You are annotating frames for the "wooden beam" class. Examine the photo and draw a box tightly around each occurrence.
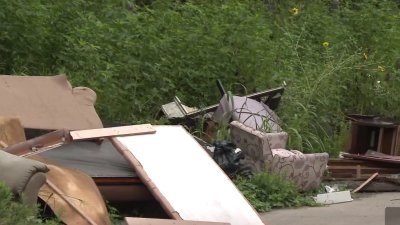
[352,172,379,193]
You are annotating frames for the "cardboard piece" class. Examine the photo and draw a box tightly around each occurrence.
[124,217,230,225]
[0,75,103,130]
[32,156,112,225]
[0,117,26,147]
[113,126,265,225]
[70,124,155,140]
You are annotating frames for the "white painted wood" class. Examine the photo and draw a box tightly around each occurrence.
[314,191,353,205]
[117,126,265,225]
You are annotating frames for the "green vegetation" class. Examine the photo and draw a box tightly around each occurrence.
[0,183,58,225]
[1,0,400,156]
[234,173,318,212]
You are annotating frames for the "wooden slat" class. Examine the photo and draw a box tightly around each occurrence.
[125,217,230,225]
[352,172,379,193]
[70,124,155,140]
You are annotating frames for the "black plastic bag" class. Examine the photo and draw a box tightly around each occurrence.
[212,140,244,175]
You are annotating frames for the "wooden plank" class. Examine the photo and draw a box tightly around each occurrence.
[352,172,379,193]
[70,124,155,140]
[125,217,230,225]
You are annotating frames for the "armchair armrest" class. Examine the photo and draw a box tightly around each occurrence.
[271,151,329,191]
[0,150,49,206]
[262,132,288,149]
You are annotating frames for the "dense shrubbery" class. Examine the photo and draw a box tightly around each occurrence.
[1,0,399,156]
[0,183,58,225]
[234,173,318,212]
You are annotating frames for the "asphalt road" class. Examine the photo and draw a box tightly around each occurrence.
[260,192,400,225]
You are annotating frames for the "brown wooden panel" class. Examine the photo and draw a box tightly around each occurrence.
[125,218,230,225]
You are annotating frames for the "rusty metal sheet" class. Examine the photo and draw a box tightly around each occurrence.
[124,217,230,225]
[114,126,266,225]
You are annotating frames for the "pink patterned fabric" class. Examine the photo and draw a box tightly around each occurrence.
[230,121,328,191]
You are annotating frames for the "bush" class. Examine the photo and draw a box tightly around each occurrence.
[0,182,59,225]
[0,0,400,156]
[234,173,318,212]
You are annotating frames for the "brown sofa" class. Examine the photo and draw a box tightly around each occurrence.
[0,150,49,206]
[230,121,328,191]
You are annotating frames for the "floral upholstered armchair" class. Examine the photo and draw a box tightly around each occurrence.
[230,121,329,191]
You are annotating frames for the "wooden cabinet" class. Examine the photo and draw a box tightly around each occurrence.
[346,116,400,156]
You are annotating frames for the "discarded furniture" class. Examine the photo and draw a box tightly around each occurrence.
[4,125,156,202]
[0,75,103,138]
[160,86,285,123]
[230,121,329,191]
[0,150,48,206]
[124,217,230,225]
[212,95,282,132]
[113,125,265,225]
[346,115,400,156]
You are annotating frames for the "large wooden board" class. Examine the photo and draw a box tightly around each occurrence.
[115,126,265,225]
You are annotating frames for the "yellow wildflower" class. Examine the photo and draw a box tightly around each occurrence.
[378,65,385,72]
[291,7,299,16]
[363,52,368,60]
[322,41,330,48]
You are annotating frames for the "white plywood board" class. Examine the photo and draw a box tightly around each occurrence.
[117,126,265,225]
[314,191,353,205]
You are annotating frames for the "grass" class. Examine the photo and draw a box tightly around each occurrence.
[234,172,319,212]
[1,0,400,219]
[0,182,59,225]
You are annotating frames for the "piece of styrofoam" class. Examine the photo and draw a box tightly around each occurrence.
[117,126,265,225]
[314,191,353,205]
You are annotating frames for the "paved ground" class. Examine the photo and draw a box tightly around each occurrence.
[260,192,400,225]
